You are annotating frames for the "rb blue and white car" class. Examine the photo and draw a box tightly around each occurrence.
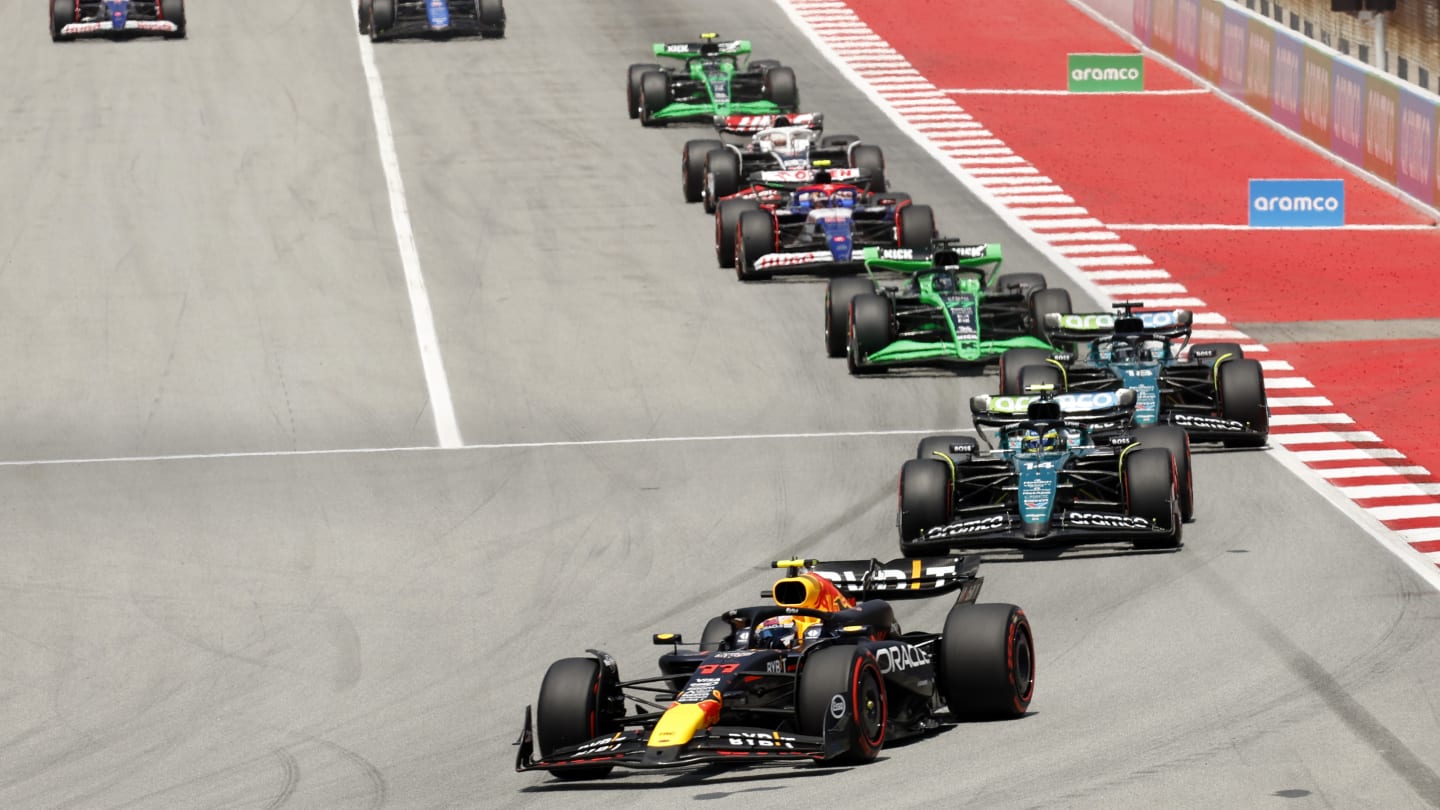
[50,0,185,41]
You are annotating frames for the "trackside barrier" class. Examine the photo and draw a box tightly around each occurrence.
[1077,0,1440,209]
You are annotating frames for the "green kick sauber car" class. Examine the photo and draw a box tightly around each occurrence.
[823,241,1073,375]
[626,34,800,127]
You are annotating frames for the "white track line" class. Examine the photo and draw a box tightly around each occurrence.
[781,0,1440,588]
[352,11,463,448]
[1108,223,1438,231]
[0,428,980,468]
[940,88,1211,96]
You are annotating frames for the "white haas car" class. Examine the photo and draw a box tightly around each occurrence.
[680,112,890,213]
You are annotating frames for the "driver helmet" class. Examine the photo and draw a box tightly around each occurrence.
[1111,341,1148,362]
[931,272,957,292]
[755,616,800,650]
[766,131,789,150]
[1020,426,1062,453]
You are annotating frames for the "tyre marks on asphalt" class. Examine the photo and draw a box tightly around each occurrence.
[778,0,1440,574]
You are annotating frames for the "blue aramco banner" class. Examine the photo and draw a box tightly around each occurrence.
[1247,178,1345,226]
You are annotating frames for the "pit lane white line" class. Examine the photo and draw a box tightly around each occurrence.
[1107,223,1438,231]
[352,4,463,449]
[779,0,1440,590]
[941,88,1212,95]
[0,428,977,468]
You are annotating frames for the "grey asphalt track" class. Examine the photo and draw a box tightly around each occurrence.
[1,0,1438,808]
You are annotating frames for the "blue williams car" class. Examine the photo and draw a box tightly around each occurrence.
[50,0,186,41]
[358,0,504,42]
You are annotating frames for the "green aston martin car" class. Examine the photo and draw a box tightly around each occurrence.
[626,34,799,127]
[824,242,1072,375]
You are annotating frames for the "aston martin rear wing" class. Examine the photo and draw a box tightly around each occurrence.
[970,389,1138,433]
[1042,308,1194,344]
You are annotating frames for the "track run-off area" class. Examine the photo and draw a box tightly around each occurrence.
[0,0,1438,808]
[801,0,1440,568]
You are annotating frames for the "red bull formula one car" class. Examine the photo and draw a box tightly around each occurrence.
[515,557,1034,779]
[50,0,186,40]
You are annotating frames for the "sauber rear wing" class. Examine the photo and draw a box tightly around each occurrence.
[860,241,1001,282]
[654,39,751,58]
[712,112,822,135]
[809,556,984,602]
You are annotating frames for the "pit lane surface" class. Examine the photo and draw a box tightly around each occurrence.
[0,0,1438,807]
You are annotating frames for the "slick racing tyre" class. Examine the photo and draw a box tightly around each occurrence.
[915,435,978,462]
[898,458,951,555]
[847,293,895,375]
[699,616,734,652]
[848,144,886,193]
[999,348,1056,395]
[1017,363,1065,396]
[703,148,741,214]
[797,646,886,764]
[993,272,1047,298]
[626,63,660,120]
[356,0,369,34]
[821,134,861,149]
[939,603,1034,720]
[895,204,934,252]
[735,211,776,281]
[1123,447,1182,549]
[368,0,395,40]
[715,198,758,269]
[1028,288,1073,341]
[51,0,75,41]
[160,0,185,37]
[826,277,876,358]
[762,66,800,111]
[682,139,723,204]
[1134,425,1193,522]
[477,0,505,37]
[639,70,671,127]
[1189,341,1245,367]
[536,657,622,780]
[750,58,782,74]
[1218,357,1269,448]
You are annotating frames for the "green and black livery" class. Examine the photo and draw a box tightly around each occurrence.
[626,34,800,127]
[824,240,1073,375]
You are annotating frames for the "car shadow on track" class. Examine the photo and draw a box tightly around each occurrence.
[977,544,1182,563]
[518,764,841,794]
[835,366,998,381]
[1190,444,1273,455]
